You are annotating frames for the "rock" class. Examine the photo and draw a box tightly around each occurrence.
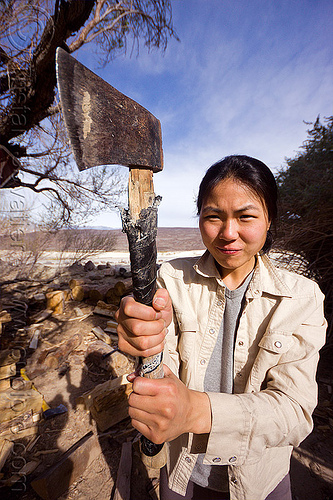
[116,266,131,278]
[105,267,116,277]
[68,261,84,273]
[84,260,95,272]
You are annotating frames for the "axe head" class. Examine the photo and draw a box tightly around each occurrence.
[56,48,163,173]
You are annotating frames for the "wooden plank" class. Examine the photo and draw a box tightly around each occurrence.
[0,349,20,367]
[5,459,41,487]
[31,431,101,500]
[77,375,132,432]
[113,441,132,500]
[0,389,43,424]
[0,378,11,391]
[0,410,41,438]
[77,375,130,409]
[93,300,118,317]
[0,439,14,471]
[91,326,112,345]
[0,362,16,380]
[90,385,131,431]
[26,333,82,377]
[31,309,53,323]
[44,333,82,369]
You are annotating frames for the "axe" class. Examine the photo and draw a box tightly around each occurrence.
[56,48,166,468]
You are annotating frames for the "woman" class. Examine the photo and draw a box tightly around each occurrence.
[116,155,326,500]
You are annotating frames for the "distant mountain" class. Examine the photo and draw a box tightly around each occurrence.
[0,227,205,252]
[81,226,118,230]
[109,227,205,252]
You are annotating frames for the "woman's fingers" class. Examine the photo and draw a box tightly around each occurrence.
[126,366,211,443]
[115,296,161,321]
[117,326,166,357]
[127,369,183,442]
[115,291,172,357]
[128,391,173,444]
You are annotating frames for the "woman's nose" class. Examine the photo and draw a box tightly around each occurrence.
[219,220,238,240]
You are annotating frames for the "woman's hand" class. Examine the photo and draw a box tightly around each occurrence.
[115,288,173,357]
[127,365,212,443]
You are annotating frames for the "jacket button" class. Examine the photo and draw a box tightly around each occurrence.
[238,341,244,346]
[274,341,282,348]
[229,456,237,463]
[185,456,191,463]
[212,457,221,463]
[200,359,206,365]
[209,328,215,334]
[231,477,238,484]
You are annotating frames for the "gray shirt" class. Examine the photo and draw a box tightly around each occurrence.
[191,272,253,491]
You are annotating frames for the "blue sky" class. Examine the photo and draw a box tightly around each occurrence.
[78,0,333,228]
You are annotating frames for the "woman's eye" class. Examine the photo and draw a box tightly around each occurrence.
[240,214,255,220]
[205,214,220,220]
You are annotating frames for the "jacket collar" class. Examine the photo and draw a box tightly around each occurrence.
[193,250,221,280]
[193,250,293,298]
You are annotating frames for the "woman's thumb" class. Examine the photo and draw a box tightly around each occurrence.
[152,288,170,311]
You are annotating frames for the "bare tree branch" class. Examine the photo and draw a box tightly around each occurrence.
[0,0,177,226]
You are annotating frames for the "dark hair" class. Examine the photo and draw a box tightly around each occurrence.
[197,155,278,252]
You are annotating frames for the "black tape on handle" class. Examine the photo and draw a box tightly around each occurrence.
[121,197,161,307]
[140,437,164,456]
[122,197,165,461]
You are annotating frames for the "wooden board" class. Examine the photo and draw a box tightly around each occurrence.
[0,363,16,380]
[0,388,43,424]
[31,431,101,500]
[0,409,41,438]
[93,300,118,318]
[77,375,132,432]
[0,438,14,471]
[0,349,20,367]
[114,441,132,500]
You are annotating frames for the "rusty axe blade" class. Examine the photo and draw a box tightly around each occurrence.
[56,47,163,172]
[56,47,166,468]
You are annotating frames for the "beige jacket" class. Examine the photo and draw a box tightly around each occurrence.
[157,251,326,500]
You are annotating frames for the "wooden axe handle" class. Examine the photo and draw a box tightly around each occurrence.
[122,168,167,468]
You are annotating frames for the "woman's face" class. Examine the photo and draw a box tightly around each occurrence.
[199,177,270,283]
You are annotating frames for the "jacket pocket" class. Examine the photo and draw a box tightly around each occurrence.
[250,332,295,389]
[258,332,295,354]
[176,314,197,366]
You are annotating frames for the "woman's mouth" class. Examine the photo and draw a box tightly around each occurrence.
[217,247,241,255]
